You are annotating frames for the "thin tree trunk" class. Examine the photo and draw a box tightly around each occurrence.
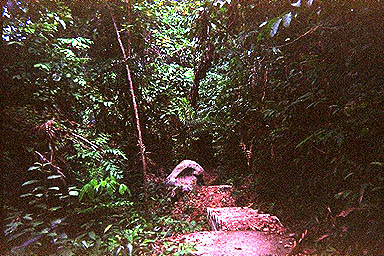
[108,5,148,212]
[189,42,214,108]
[0,1,8,250]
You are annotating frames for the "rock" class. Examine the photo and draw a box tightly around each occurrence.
[166,160,205,192]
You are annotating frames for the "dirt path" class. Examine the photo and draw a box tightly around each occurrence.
[183,231,292,256]
[169,185,294,255]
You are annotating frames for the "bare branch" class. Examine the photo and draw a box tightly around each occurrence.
[273,25,320,49]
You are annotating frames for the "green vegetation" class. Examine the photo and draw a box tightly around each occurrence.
[1,0,383,255]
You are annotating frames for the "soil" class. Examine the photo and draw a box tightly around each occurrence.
[182,231,293,256]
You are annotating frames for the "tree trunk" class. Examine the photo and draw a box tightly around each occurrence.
[189,42,214,108]
[0,1,8,251]
[109,4,148,212]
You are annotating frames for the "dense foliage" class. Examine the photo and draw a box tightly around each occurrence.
[1,0,383,255]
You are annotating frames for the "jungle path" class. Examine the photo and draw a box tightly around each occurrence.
[171,185,294,256]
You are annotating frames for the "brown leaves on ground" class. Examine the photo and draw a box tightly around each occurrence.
[171,185,236,224]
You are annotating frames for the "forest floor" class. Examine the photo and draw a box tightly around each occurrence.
[151,170,296,255]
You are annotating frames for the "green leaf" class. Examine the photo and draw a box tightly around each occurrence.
[20,193,33,198]
[106,184,114,196]
[296,129,325,148]
[69,190,79,196]
[296,135,313,149]
[87,187,95,200]
[28,165,41,171]
[60,48,76,58]
[7,41,24,46]
[103,101,114,107]
[41,228,50,234]
[58,19,66,29]
[34,63,50,71]
[104,224,113,233]
[88,231,96,240]
[23,214,33,221]
[119,184,129,195]
[90,179,98,187]
[141,239,155,245]
[49,206,63,211]
[57,38,73,44]
[32,221,44,227]
[100,180,107,188]
[79,184,91,201]
[47,175,62,179]
[72,39,78,47]
[47,232,58,237]
[22,180,40,186]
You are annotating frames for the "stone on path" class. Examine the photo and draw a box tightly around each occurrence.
[182,231,293,256]
[166,160,205,192]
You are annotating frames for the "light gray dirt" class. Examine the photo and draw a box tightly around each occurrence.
[183,231,293,256]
